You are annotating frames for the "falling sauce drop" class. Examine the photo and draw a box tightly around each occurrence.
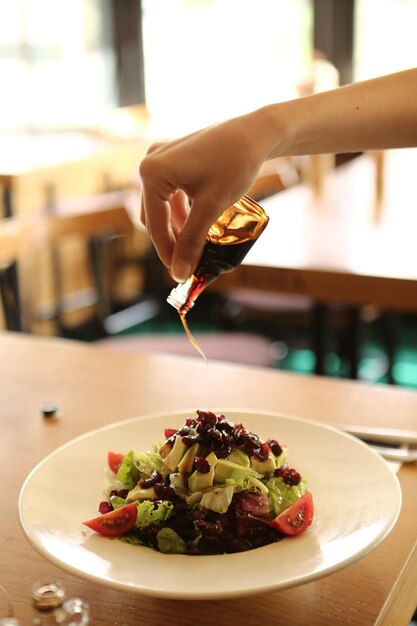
[179,313,207,362]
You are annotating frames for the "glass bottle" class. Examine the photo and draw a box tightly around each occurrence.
[31,580,66,626]
[167,195,269,315]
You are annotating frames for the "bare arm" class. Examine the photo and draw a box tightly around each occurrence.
[139,68,417,282]
[265,68,417,158]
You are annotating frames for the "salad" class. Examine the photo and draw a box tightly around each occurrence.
[83,410,314,554]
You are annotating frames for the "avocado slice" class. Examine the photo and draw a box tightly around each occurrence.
[188,469,214,492]
[188,451,217,492]
[214,459,252,483]
[126,486,156,501]
[227,449,250,467]
[178,443,199,474]
[205,451,218,468]
[163,436,187,473]
[250,453,276,475]
[158,441,172,458]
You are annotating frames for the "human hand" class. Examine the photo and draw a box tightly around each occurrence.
[139,112,273,282]
[139,69,417,283]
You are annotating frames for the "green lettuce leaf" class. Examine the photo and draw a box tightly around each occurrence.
[200,485,234,514]
[135,449,163,476]
[120,532,144,545]
[115,447,163,489]
[136,500,174,529]
[274,447,288,468]
[156,527,186,554]
[266,476,307,515]
[116,450,140,489]
[110,495,127,510]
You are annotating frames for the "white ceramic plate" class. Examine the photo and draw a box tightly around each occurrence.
[18,409,401,600]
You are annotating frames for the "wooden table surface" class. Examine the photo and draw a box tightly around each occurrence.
[217,149,417,313]
[1,331,417,625]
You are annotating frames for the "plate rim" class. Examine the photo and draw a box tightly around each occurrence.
[18,407,402,600]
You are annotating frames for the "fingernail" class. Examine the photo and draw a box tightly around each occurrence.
[172,261,191,283]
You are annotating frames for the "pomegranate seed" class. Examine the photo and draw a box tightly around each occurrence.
[196,410,218,426]
[283,468,301,486]
[140,471,162,488]
[257,442,270,461]
[274,464,288,478]
[99,501,113,514]
[267,439,283,456]
[194,456,211,473]
[274,465,301,486]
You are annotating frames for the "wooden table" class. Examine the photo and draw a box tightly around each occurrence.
[0,129,152,217]
[1,331,417,625]
[214,149,417,379]
[219,148,417,312]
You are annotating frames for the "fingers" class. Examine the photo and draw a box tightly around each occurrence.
[139,149,177,268]
[170,195,224,282]
[170,236,200,283]
[139,188,147,229]
[141,183,176,269]
[139,142,168,228]
[138,125,248,281]
[169,189,190,238]
[140,141,200,277]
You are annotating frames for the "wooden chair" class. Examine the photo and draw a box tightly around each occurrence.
[0,219,24,330]
[213,161,316,371]
[20,193,160,336]
[247,157,302,201]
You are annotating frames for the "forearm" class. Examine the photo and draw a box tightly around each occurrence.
[139,68,417,281]
[254,68,417,159]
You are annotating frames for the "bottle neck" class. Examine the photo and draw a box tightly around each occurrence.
[166,276,197,314]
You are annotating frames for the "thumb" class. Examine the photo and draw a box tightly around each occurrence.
[171,196,224,282]
[171,234,205,283]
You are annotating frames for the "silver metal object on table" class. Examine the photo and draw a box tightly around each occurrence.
[335,424,417,463]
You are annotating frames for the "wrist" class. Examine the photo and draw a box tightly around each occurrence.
[249,100,300,161]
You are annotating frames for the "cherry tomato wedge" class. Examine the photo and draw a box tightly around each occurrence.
[83,502,137,537]
[107,451,125,474]
[164,428,177,439]
[269,492,314,536]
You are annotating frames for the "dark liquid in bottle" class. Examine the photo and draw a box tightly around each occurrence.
[179,238,258,314]
[200,238,257,278]
[171,196,269,359]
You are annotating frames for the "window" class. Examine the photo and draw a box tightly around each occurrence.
[0,0,116,130]
[354,0,417,80]
[142,0,313,135]
[7,1,417,135]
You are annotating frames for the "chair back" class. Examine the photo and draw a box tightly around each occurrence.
[45,196,134,243]
[0,218,21,269]
[0,218,24,330]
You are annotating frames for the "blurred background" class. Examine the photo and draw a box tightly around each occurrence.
[1,0,416,388]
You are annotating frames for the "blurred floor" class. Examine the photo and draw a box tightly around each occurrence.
[278,313,417,388]
[61,292,417,390]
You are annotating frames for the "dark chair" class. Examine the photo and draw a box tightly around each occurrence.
[27,192,162,338]
[0,218,23,331]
